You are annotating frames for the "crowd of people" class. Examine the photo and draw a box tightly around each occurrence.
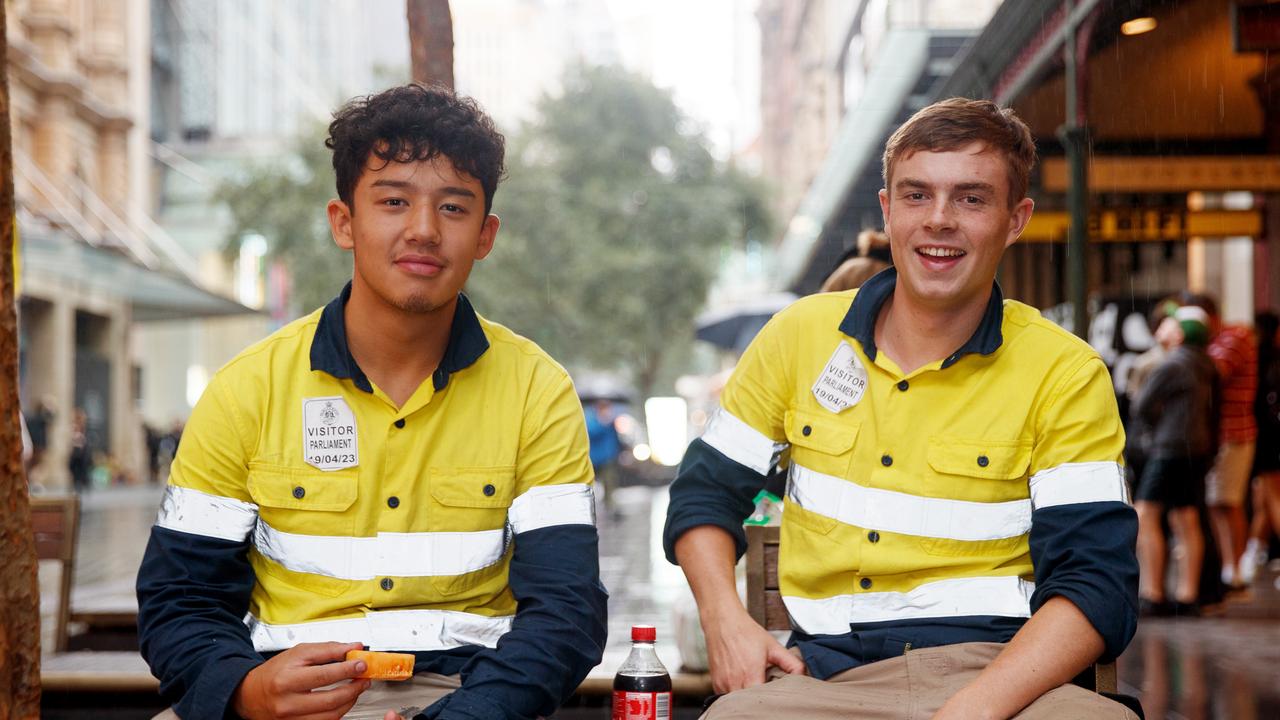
[1127,295,1280,616]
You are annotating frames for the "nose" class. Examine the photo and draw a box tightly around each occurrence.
[405,205,440,245]
[923,198,956,233]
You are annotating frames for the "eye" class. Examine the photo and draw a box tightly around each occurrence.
[960,195,984,205]
[441,203,466,214]
[905,192,926,201]
[382,198,407,208]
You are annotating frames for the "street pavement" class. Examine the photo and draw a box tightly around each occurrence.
[37,482,1280,718]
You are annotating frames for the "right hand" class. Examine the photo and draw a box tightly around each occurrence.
[232,641,372,719]
[703,608,806,694]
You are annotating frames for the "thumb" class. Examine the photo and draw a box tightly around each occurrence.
[766,644,806,675]
[383,712,405,720]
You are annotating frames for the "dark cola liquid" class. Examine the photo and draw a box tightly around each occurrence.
[613,672,672,693]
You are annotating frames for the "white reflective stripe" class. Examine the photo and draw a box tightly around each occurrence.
[508,484,595,534]
[783,576,1035,635]
[245,608,514,652]
[789,464,1031,541]
[253,522,507,580]
[701,407,786,475]
[156,484,259,542]
[1029,461,1129,509]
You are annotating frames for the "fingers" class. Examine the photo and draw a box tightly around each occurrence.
[383,713,406,720]
[290,641,366,665]
[767,644,807,675]
[285,679,370,718]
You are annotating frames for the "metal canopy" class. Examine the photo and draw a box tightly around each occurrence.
[19,221,258,322]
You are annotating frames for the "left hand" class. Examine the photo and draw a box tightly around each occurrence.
[382,713,406,720]
[932,690,995,720]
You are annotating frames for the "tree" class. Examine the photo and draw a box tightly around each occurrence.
[469,65,770,397]
[0,1,43,715]
[407,0,454,88]
[216,128,352,315]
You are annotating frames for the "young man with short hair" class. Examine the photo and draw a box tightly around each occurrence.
[137,84,607,720]
[665,98,1139,719]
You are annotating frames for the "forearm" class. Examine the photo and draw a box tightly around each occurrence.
[674,525,747,623]
[937,597,1102,720]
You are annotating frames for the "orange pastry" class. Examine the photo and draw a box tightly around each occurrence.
[345,650,415,681]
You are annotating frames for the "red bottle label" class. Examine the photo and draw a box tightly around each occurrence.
[612,691,671,720]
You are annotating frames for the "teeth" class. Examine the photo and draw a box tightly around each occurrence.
[919,247,964,258]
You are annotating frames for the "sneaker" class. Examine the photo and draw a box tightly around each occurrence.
[1221,564,1236,587]
[1239,539,1264,585]
[1171,601,1201,618]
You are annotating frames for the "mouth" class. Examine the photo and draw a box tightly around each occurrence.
[915,245,966,269]
[395,255,445,277]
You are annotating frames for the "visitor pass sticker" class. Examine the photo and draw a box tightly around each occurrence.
[811,341,867,413]
[302,397,359,471]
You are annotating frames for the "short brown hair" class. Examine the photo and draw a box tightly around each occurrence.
[882,98,1036,207]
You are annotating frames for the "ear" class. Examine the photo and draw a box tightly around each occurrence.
[475,214,500,260]
[1005,197,1034,249]
[878,188,891,228]
[328,199,354,251]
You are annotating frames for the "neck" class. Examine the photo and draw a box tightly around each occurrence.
[875,286,991,375]
[343,281,454,406]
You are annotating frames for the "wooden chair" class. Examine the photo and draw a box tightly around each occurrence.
[32,494,81,653]
[744,525,1118,694]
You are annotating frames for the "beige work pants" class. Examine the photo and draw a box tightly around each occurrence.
[152,672,461,720]
[701,642,1138,720]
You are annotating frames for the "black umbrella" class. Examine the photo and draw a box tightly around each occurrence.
[694,293,798,353]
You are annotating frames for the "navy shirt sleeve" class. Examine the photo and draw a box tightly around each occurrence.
[417,524,608,720]
[662,438,768,565]
[136,526,264,720]
[1028,501,1139,661]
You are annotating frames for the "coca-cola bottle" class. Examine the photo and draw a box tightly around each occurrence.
[612,624,672,720]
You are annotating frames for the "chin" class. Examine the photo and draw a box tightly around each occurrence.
[395,294,447,314]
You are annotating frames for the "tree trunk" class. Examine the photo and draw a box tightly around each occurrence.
[0,3,43,717]
[407,0,455,89]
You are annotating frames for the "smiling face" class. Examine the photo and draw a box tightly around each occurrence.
[878,142,1033,315]
[327,153,499,316]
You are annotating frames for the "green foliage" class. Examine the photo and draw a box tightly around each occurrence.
[215,126,350,314]
[469,65,771,396]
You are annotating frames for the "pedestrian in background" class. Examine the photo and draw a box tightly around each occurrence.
[1181,293,1258,593]
[1133,306,1218,616]
[819,230,892,293]
[1241,310,1280,584]
[585,398,622,515]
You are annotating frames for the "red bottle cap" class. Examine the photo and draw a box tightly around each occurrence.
[631,624,656,642]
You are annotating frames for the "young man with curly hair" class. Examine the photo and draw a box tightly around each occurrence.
[137,84,607,720]
[665,98,1139,719]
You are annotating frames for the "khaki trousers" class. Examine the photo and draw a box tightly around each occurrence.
[701,643,1138,720]
[152,672,461,720]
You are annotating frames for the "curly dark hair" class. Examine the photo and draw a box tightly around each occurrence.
[326,83,506,213]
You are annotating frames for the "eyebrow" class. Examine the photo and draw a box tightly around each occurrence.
[368,179,477,199]
[894,178,996,194]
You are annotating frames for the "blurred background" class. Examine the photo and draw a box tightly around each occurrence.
[9,0,1280,718]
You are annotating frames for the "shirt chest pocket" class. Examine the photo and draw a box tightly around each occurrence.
[428,467,516,595]
[784,409,860,478]
[246,464,359,596]
[919,439,1033,557]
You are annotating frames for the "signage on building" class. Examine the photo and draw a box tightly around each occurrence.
[1042,156,1280,193]
[1021,209,1261,243]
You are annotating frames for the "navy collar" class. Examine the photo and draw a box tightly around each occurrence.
[837,267,1005,369]
[310,282,490,393]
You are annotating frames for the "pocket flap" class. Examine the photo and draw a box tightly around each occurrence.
[927,439,1031,480]
[784,410,859,455]
[247,464,358,511]
[431,467,516,508]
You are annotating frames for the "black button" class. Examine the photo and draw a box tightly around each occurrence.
[292,486,305,499]
[483,484,496,496]
[860,578,873,590]
[881,454,893,467]
[394,418,405,429]
[380,578,394,591]
[867,531,880,543]
[977,455,990,467]
[802,425,812,436]
[387,496,400,509]
[896,380,909,391]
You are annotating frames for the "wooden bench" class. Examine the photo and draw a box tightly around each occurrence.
[744,524,1118,694]
[32,494,81,653]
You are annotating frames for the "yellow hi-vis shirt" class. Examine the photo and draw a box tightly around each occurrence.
[155,290,596,652]
[666,269,1136,670]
